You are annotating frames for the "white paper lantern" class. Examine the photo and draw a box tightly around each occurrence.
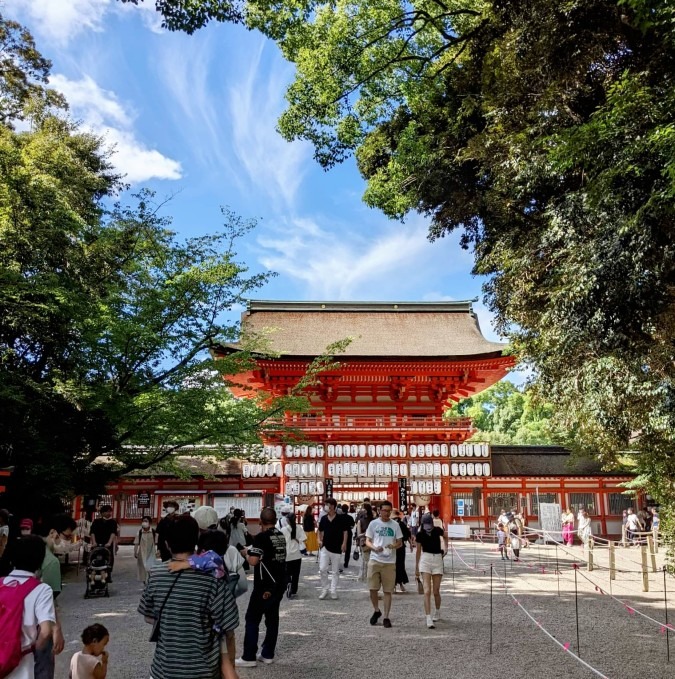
[309,481,316,493]
[309,446,316,458]
[243,464,250,478]
[328,463,335,476]
[392,463,400,476]
[284,463,292,477]
[459,463,467,476]
[309,463,316,476]
[410,445,417,458]
[384,463,391,476]
[293,463,300,477]
[434,480,442,495]
[368,445,375,458]
[400,463,408,477]
[467,462,475,476]
[482,443,489,458]
[250,465,258,478]
[300,463,308,476]
[316,463,324,477]
[466,445,473,457]
[376,445,383,458]
[359,463,367,476]
[300,482,308,495]
[359,445,366,458]
[327,445,335,458]
[399,444,407,457]
[335,463,343,476]
[433,444,441,457]
[335,445,342,458]
[317,445,324,458]
[351,463,359,476]
[392,443,399,456]
[451,444,458,457]
[411,463,418,477]
[483,463,491,477]
[475,463,483,476]
[411,480,418,494]
[426,444,433,457]
[441,463,450,477]
[426,480,434,494]
[317,481,324,493]
[441,443,448,456]
[433,462,441,476]
[384,444,391,458]
[275,463,282,477]
[451,463,459,476]
[376,463,384,476]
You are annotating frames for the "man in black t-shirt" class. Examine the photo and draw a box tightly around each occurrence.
[90,505,118,580]
[318,498,347,600]
[236,507,287,668]
[341,504,356,569]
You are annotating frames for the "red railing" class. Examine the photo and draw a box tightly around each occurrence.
[281,414,472,431]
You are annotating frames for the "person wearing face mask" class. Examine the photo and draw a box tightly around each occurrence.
[156,501,179,562]
[414,513,446,629]
[90,506,119,581]
[133,516,157,583]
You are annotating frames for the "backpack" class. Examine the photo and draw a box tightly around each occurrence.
[0,575,41,677]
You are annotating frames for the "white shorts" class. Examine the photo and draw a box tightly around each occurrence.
[419,552,444,575]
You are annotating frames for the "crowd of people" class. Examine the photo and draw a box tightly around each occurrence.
[2,496,660,679]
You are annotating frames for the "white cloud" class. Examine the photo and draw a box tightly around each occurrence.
[257,215,466,300]
[227,42,311,210]
[157,35,310,207]
[5,0,111,46]
[49,74,182,183]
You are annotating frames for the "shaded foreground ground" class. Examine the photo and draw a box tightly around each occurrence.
[55,541,674,678]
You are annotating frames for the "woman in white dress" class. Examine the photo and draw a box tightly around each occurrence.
[577,509,592,546]
[133,516,157,583]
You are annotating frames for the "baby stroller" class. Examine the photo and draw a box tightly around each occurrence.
[84,546,112,598]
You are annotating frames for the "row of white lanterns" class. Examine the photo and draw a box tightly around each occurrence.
[332,491,388,501]
[284,442,490,459]
[411,480,442,495]
[285,480,325,495]
[242,463,282,478]
[284,461,491,479]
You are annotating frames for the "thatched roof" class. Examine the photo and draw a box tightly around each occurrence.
[491,446,613,476]
[222,300,507,359]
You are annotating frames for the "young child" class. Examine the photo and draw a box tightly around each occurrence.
[70,623,109,679]
[496,523,509,560]
[509,525,522,562]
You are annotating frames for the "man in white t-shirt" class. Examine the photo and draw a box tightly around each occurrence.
[3,535,56,679]
[365,500,403,629]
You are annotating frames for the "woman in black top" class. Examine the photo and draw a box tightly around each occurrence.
[415,513,446,629]
[393,511,411,592]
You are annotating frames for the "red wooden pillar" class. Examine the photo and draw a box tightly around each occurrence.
[441,477,452,525]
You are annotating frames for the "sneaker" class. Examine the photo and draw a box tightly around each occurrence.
[426,615,435,629]
[383,618,392,629]
[235,658,257,668]
[257,655,274,665]
[330,591,338,600]
[319,589,328,600]
[339,568,343,573]
[369,610,382,626]
[286,583,292,599]
[432,610,440,622]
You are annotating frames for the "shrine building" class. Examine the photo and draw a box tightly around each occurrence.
[216,299,514,525]
[70,299,639,541]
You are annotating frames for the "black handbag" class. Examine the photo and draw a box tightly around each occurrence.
[352,547,360,561]
[150,571,182,642]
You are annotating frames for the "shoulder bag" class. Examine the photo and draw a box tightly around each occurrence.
[149,571,183,642]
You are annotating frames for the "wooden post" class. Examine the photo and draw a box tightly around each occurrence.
[609,541,616,581]
[648,535,657,573]
[641,545,649,592]
[587,536,594,572]
[622,524,627,548]
[653,527,659,554]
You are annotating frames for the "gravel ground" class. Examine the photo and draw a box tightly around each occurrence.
[53,541,674,678]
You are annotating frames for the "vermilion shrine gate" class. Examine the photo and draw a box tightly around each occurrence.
[217,300,514,523]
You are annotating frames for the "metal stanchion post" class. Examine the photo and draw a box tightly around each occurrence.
[450,543,455,592]
[574,566,581,658]
[490,564,494,655]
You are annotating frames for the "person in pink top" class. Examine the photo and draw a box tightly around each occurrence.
[69,624,109,679]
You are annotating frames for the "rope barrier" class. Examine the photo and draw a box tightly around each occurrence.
[490,564,610,678]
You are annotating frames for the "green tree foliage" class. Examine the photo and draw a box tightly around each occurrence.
[449,382,556,445]
[139,0,675,544]
[0,15,312,515]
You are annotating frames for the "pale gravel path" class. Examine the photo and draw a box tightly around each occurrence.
[54,542,674,678]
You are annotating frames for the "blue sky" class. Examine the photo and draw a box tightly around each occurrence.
[7,1,523,378]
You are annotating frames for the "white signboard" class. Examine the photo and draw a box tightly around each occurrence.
[539,502,562,543]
